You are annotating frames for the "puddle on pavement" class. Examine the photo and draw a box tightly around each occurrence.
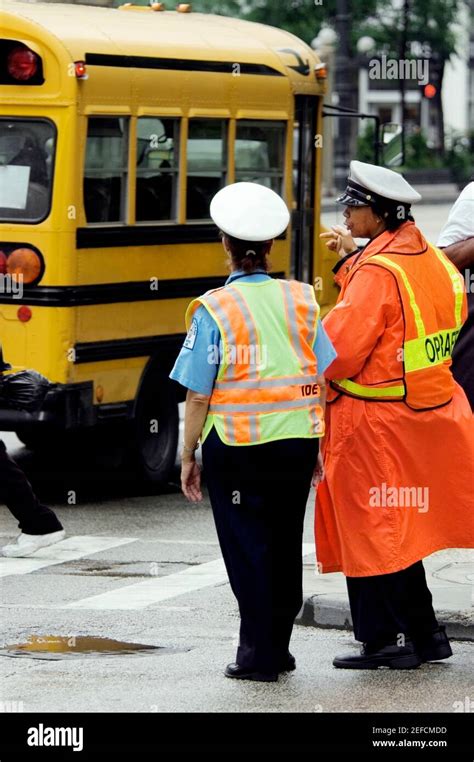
[2,635,191,660]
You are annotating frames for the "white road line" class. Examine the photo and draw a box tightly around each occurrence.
[66,542,317,611]
[0,536,136,578]
[67,558,228,610]
[137,538,220,546]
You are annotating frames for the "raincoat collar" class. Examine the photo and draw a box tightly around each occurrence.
[360,221,428,263]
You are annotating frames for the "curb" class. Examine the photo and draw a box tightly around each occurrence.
[296,595,474,642]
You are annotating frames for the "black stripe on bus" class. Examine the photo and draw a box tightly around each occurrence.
[0,272,286,307]
[74,334,186,364]
[76,224,287,249]
[77,223,219,249]
[84,52,284,77]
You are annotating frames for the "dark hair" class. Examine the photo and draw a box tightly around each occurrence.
[372,200,414,231]
[221,232,272,273]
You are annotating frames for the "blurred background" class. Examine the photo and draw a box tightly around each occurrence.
[15,0,473,196]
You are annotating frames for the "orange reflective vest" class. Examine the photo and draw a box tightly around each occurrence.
[186,278,324,445]
[330,240,466,411]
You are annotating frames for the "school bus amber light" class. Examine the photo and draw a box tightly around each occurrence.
[7,46,39,81]
[7,248,43,285]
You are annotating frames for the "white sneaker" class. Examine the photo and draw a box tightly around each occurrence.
[1,530,66,558]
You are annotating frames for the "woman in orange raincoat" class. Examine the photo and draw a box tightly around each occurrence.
[315,161,474,670]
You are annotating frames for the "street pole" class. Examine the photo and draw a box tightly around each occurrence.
[333,0,356,188]
[398,0,410,163]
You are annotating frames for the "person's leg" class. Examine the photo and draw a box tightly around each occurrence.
[266,438,319,667]
[334,561,444,668]
[346,572,407,646]
[0,440,63,535]
[202,428,276,676]
[399,561,439,637]
[402,561,452,661]
[346,561,438,646]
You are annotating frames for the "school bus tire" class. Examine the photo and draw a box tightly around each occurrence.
[130,366,179,484]
[15,425,58,452]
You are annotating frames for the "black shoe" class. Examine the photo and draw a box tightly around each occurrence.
[333,637,421,670]
[224,663,278,682]
[278,652,296,672]
[415,626,453,663]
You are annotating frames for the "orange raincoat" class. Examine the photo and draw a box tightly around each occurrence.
[315,222,474,577]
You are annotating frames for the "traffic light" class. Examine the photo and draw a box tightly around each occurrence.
[423,83,437,99]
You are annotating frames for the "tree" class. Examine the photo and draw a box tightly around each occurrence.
[119,0,466,153]
[191,0,382,45]
[358,0,464,153]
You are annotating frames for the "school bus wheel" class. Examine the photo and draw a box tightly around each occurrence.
[15,424,59,452]
[130,366,179,484]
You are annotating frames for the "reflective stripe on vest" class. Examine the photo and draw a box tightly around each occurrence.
[185,279,323,444]
[332,245,465,407]
[213,373,320,390]
[334,378,405,399]
[432,245,465,327]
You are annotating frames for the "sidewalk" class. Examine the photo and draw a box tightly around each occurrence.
[298,549,474,641]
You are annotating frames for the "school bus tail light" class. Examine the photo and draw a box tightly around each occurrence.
[0,251,7,274]
[7,46,39,81]
[7,247,44,285]
[0,41,44,85]
[17,306,32,323]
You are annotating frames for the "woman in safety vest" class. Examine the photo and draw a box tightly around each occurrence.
[316,161,474,670]
[170,182,336,682]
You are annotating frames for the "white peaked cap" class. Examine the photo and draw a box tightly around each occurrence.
[210,182,291,241]
[349,161,422,204]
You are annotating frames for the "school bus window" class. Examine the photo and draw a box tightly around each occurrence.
[0,118,56,223]
[187,119,227,220]
[84,117,129,224]
[235,121,286,194]
[136,117,179,222]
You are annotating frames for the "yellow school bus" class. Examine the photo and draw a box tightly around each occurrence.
[0,1,339,481]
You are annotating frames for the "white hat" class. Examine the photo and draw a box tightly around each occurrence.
[210,182,290,241]
[337,160,422,206]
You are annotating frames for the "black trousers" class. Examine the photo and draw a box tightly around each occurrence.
[346,561,439,646]
[202,426,319,674]
[0,440,63,535]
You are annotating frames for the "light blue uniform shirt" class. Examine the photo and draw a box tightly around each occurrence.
[170,270,337,395]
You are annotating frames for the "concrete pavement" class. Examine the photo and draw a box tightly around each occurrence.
[298,548,474,641]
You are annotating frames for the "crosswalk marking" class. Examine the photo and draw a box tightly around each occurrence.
[65,543,316,611]
[0,536,317,610]
[0,536,136,578]
[66,558,228,610]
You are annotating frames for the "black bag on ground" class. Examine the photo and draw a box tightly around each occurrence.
[0,370,52,413]
[0,370,53,413]
[0,344,54,413]
[0,344,52,413]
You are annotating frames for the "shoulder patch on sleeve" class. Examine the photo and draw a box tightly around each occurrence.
[183,317,198,350]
